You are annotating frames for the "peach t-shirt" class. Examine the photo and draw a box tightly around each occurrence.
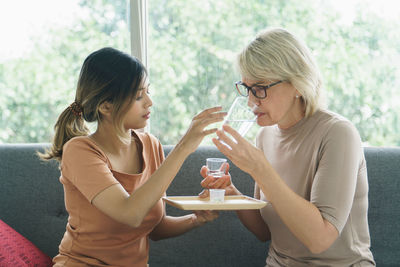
[53,131,165,267]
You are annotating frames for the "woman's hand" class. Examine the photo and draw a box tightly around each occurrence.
[192,210,219,227]
[199,162,241,196]
[177,106,227,155]
[212,124,268,177]
[200,162,231,189]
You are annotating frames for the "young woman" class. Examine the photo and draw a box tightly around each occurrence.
[40,47,226,266]
[201,28,375,266]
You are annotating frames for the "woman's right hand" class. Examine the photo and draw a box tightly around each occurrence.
[177,106,227,155]
[199,163,241,197]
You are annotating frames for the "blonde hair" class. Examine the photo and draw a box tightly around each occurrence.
[40,47,147,161]
[237,28,324,117]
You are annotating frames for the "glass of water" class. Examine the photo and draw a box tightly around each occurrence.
[206,158,227,178]
[222,97,256,137]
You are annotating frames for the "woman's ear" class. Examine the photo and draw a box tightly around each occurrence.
[294,89,302,98]
[98,101,113,116]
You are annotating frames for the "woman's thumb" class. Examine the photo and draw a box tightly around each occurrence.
[200,165,208,177]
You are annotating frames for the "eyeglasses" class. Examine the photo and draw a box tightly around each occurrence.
[235,80,283,99]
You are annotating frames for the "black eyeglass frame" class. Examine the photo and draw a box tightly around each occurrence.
[235,80,283,99]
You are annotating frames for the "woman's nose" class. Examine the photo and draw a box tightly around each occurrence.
[145,92,153,107]
[248,93,260,107]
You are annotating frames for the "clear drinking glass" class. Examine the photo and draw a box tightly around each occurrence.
[222,97,256,138]
[206,158,227,178]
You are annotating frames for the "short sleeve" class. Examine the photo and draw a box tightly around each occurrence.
[310,121,362,233]
[61,138,119,202]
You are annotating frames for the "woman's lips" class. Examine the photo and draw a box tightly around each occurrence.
[143,112,151,119]
[254,112,265,118]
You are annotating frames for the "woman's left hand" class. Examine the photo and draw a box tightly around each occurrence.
[192,210,219,227]
[212,124,268,176]
[199,162,231,189]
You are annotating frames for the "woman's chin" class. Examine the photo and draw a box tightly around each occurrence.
[256,116,274,127]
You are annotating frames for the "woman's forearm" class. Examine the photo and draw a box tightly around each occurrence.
[228,184,270,242]
[236,209,271,242]
[252,165,338,253]
[125,143,191,226]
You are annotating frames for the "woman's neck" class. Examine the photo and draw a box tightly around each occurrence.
[90,122,132,155]
[278,100,306,130]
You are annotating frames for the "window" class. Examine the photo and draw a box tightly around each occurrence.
[0,0,130,142]
[147,0,400,146]
[1,0,399,146]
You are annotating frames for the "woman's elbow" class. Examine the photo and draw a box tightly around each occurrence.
[308,245,327,254]
[149,233,162,241]
[128,219,143,228]
[254,231,270,243]
[118,211,144,228]
[307,238,335,254]
[255,234,269,242]
[307,220,339,254]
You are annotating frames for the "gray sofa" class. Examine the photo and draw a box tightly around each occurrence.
[0,144,399,266]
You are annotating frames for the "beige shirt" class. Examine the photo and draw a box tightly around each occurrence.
[257,110,375,266]
[53,131,165,267]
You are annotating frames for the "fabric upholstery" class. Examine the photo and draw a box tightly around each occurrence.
[0,219,52,267]
[0,144,399,266]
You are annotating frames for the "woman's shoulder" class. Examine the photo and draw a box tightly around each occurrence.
[64,135,93,148]
[135,130,161,146]
[63,136,105,158]
[314,109,355,128]
[313,109,360,141]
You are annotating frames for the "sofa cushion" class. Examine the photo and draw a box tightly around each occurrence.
[0,219,52,267]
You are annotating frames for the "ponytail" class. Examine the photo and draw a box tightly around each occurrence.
[38,102,89,162]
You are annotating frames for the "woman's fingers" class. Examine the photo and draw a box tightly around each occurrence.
[221,162,230,174]
[210,175,231,188]
[189,109,227,138]
[202,174,230,189]
[200,166,208,177]
[179,108,227,154]
[202,127,218,136]
[193,106,223,120]
[200,175,220,188]
[222,124,245,143]
[215,130,237,149]
[197,112,227,129]
[207,210,219,220]
[195,210,219,222]
[198,189,209,198]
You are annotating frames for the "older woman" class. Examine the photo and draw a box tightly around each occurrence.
[201,28,375,266]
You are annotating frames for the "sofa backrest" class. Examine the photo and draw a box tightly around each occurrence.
[0,144,399,266]
[0,143,67,258]
[363,147,400,266]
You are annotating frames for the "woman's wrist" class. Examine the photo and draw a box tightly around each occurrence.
[191,213,207,228]
[225,184,242,196]
[191,214,200,228]
[174,138,192,158]
[250,158,273,184]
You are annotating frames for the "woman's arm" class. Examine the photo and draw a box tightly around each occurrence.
[236,208,271,242]
[235,183,271,242]
[213,124,361,254]
[92,107,226,228]
[253,167,338,253]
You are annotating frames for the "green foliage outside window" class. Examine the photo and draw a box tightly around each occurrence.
[1,0,399,146]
